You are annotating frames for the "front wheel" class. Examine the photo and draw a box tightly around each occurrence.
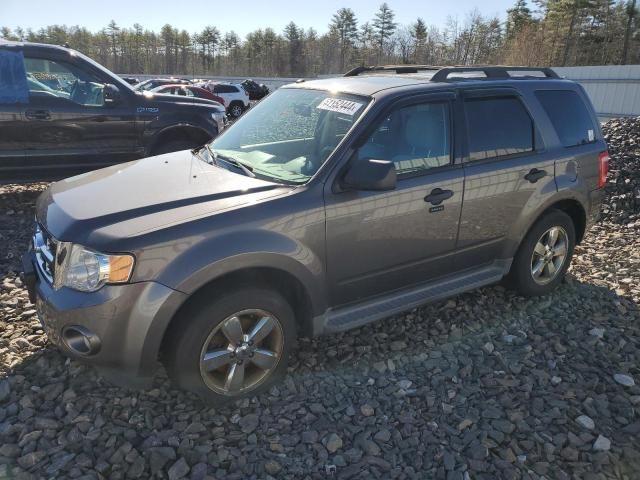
[165,287,295,403]
[507,210,576,297]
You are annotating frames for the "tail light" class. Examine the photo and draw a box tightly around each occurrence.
[598,151,609,188]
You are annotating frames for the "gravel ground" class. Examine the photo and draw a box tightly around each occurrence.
[1,120,639,479]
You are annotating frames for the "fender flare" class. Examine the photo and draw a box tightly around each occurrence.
[500,190,588,259]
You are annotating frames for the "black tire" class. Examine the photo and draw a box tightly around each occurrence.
[152,139,198,156]
[507,210,576,297]
[228,102,244,118]
[165,287,296,404]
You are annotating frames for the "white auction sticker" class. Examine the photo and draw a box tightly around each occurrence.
[317,98,363,116]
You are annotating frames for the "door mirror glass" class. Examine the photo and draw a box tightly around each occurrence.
[103,84,121,105]
[342,157,397,191]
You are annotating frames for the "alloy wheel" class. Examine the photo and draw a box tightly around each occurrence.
[530,226,569,285]
[199,309,284,396]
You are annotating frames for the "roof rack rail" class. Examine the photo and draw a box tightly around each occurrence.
[430,66,559,82]
[343,64,559,81]
[344,65,442,77]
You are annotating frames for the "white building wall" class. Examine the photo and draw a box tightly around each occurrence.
[553,66,640,120]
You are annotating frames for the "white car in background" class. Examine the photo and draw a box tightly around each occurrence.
[200,82,250,118]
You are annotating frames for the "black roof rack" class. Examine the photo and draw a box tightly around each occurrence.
[431,66,559,81]
[344,65,443,77]
[343,65,559,81]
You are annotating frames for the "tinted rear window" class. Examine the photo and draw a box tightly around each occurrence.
[536,90,596,147]
[465,97,534,161]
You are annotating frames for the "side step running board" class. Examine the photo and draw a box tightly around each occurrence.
[320,263,508,334]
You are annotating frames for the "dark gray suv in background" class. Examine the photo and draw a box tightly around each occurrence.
[22,65,608,403]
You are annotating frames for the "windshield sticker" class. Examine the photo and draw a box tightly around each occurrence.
[317,98,363,116]
[588,129,595,142]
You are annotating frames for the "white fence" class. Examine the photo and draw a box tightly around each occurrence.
[126,66,640,121]
[553,66,640,120]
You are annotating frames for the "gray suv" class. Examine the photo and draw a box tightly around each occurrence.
[21,66,608,402]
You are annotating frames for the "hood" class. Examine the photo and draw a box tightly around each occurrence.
[36,150,292,248]
[138,91,225,111]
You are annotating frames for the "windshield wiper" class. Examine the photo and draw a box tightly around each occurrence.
[200,144,218,166]
[208,147,256,178]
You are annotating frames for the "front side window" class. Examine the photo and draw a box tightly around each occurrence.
[536,90,596,147]
[357,102,451,177]
[465,96,534,161]
[24,57,105,107]
[209,88,369,184]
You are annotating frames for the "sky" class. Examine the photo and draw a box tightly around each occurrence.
[0,0,517,38]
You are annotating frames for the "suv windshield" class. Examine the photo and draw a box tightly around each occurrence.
[209,88,369,184]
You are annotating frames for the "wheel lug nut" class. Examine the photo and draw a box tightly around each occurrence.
[249,352,254,357]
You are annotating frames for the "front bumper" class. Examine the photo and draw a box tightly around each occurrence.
[22,250,187,389]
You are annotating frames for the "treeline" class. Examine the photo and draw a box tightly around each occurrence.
[1,0,638,77]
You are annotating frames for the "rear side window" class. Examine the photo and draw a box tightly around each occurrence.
[536,90,596,147]
[215,85,237,93]
[465,96,534,161]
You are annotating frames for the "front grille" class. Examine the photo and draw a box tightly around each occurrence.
[33,224,57,285]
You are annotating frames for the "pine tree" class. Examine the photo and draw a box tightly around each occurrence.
[329,8,359,71]
[372,3,397,62]
[411,18,428,62]
[506,0,533,39]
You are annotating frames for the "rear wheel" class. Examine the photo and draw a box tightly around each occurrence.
[507,210,576,297]
[229,102,244,118]
[165,287,295,403]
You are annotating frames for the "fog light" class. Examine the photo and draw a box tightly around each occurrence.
[62,326,101,356]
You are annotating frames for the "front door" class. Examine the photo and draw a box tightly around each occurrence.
[0,48,29,177]
[325,95,464,307]
[21,55,138,175]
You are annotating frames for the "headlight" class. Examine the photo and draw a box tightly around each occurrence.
[211,111,224,121]
[54,243,135,292]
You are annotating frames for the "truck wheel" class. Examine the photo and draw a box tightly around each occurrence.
[229,102,244,118]
[165,287,296,403]
[507,210,576,297]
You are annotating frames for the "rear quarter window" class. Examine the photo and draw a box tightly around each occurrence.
[535,90,596,147]
[465,96,534,161]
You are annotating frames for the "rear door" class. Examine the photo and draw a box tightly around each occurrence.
[21,54,139,173]
[457,88,557,268]
[325,93,465,306]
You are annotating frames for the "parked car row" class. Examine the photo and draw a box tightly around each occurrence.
[127,76,268,118]
[150,84,226,109]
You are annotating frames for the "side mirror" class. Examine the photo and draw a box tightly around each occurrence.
[103,84,121,105]
[341,158,397,191]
